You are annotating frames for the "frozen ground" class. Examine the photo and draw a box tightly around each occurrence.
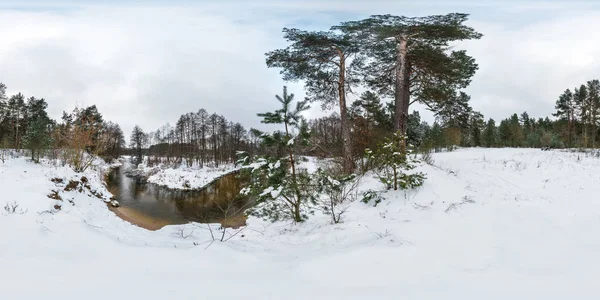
[2,148,600,299]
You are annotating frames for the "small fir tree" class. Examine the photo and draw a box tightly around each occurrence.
[365,132,426,191]
[482,118,497,147]
[23,117,52,162]
[240,86,313,223]
[23,97,52,162]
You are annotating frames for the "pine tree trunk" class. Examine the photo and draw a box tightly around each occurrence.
[394,35,409,140]
[393,167,398,190]
[15,111,20,150]
[568,113,572,148]
[294,201,301,223]
[337,52,354,174]
[585,123,589,148]
[284,120,302,223]
[402,65,410,133]
[593,107,597,148]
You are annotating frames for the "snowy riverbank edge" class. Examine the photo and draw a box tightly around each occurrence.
[122,158,240,190]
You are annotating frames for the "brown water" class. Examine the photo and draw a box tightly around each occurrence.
[106,166,249,230]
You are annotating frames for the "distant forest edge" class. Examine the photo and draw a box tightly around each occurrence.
[2,12,600,170]
[1,79,599,168]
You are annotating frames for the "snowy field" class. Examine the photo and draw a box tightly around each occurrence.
[2,148,600,299]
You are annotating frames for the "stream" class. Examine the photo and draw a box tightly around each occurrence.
[106,165,249,230]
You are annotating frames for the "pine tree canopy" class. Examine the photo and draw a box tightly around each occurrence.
[265,28,362,109]
[335,13,482,108]
[258,86,310,128]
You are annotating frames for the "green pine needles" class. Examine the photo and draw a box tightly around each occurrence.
[366,133,426,191]
[240,86,314,223]
[241,87,428,224]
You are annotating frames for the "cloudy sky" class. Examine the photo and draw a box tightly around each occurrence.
[2,0,600,138]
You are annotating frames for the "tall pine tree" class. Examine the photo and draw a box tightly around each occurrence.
[336,13,482,139]
[266,28,363,173]
[552,89,574,147]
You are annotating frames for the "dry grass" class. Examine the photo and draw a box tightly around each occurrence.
[47,190,62,201]
[219,214,247,229]
[64,180,80,192]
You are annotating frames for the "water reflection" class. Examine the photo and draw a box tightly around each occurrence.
[106,166,249,226]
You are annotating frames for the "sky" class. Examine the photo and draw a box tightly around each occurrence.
[3,0,600,139]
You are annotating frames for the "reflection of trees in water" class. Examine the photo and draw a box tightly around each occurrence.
[130,180,141,200]
[108,170,250,224]
[171,174,249,223]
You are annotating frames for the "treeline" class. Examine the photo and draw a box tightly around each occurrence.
[0,82,125,169]
[132,109,267,167]
[553,80,600,148]
[305,84,600,159]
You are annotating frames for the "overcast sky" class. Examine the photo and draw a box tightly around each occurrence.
[3,0,600,138]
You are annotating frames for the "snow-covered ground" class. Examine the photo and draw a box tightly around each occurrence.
[2,148,600,299]
[128,158,238,190]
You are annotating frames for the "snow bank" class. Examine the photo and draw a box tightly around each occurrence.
[2,148,600,299]
[128,158,238,190]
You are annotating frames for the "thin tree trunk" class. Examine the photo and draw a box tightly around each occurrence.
[583,116,588,148]
[337,52,354,174]
[393,167,397,190]
[568,112,572,148]
[15,110,20,150]
[394,35,409,140]
[284,120,302,223]
[402,64,410,133]
[593,107,597,148]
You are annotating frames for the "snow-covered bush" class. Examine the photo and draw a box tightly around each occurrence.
[365,133,426,191]
[419,146,435,165]
[241,156,316,223]
[235,151,250,167]
[360,190,384,207]
[315,169,360,224]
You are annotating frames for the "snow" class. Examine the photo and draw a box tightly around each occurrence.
[131,158,238,190]
[2,148,600,299]
[259,186,275,197]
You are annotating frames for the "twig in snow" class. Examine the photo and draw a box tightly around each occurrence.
[174,226,196,239]
[445,196,475,213]
[83,219,103,229]
[374,229,392,239]
[222,226,248,242]
[412,201,433,210]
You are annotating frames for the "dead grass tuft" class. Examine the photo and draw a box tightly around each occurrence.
[47,190,62,201]
[64,180,80,191]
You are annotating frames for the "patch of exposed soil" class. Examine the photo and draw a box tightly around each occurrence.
[108,206,177,231]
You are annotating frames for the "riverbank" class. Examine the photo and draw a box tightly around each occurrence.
[125,158,239,190]
[109,206,177,230]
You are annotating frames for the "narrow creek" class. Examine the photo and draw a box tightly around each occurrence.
[106,165,249,230]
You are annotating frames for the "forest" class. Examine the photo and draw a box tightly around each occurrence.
[1,80,597,170]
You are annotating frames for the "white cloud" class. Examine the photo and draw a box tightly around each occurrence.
[2,0,600,137]
[0,5,292,137]
[462,11,600,121]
